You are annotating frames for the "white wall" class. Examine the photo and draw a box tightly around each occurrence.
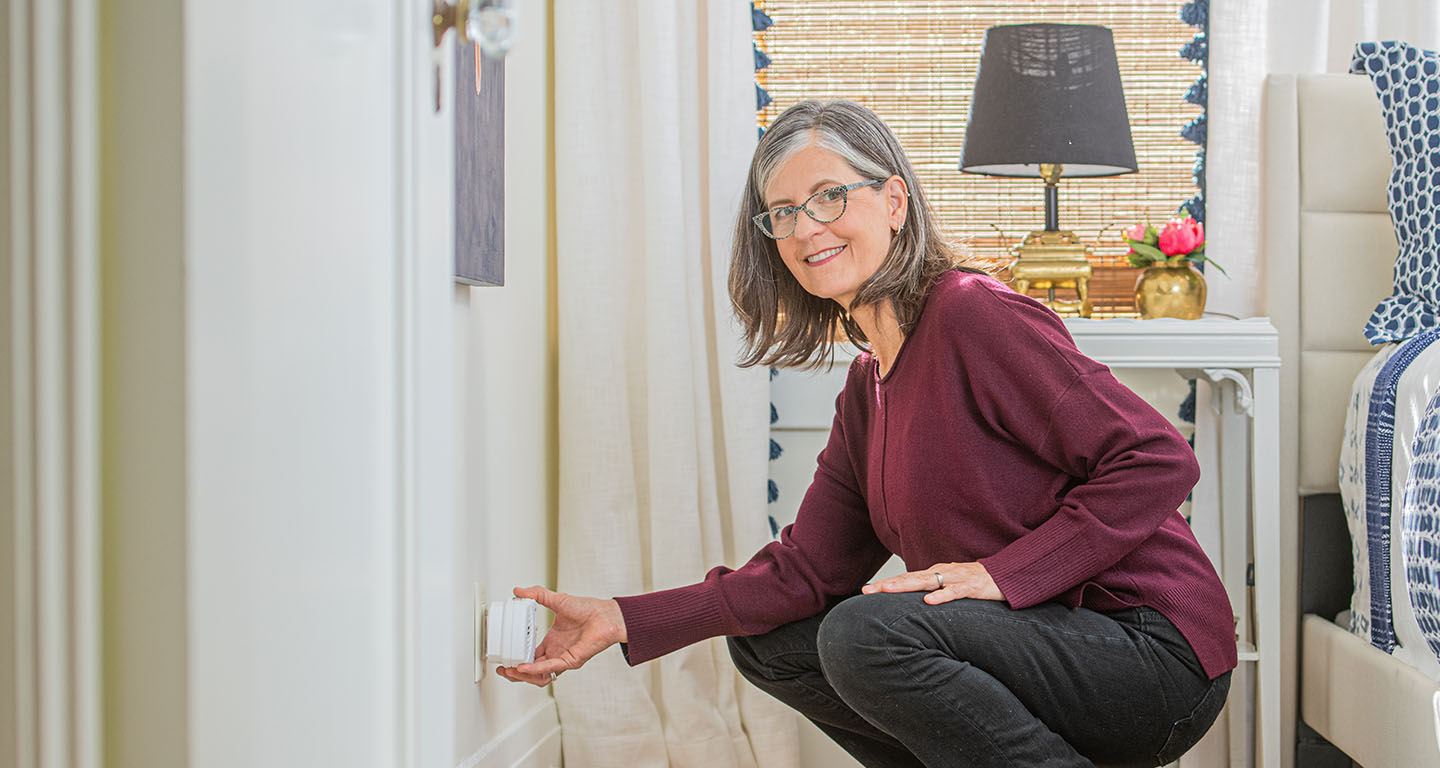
[451,2,562,766]
[185,0,406,763]
[97,0,559,764]
[185,0,462,765]
[102,1,457,766]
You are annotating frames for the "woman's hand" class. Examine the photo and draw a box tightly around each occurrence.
[860,562,1004,605]
[496,585,628,687]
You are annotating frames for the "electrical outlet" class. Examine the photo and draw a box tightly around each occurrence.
[474,582,486,683]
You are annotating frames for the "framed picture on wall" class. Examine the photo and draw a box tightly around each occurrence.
[454,40,504,286]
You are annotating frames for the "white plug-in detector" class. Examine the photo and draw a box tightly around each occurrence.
[484,597,538,667]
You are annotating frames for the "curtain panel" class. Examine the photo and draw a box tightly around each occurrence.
[552,2,800,766]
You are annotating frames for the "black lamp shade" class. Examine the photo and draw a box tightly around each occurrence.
[959,24,1137,178]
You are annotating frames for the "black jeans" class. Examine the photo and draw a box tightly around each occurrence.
[727,593,1231,768]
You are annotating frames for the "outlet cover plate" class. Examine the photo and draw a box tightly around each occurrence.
[474,582,485,683]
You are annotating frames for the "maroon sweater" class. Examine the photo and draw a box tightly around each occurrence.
[616,271,1237,679]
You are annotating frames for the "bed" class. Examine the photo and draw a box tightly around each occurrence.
[1265,70,1440,766]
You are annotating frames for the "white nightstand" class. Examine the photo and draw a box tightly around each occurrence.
[768,316,1282,767]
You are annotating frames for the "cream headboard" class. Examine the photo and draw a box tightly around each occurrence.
[1263,74,1397,495]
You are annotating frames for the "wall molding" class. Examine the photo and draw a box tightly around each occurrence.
[456,699,562,768]
[7,0,102,766]
[396,3,461,766]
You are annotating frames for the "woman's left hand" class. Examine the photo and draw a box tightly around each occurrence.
[860,562,1004,605]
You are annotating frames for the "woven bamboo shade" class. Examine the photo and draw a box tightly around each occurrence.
[756,0,1203,318]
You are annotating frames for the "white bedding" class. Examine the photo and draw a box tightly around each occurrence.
[1339,338,1440,681]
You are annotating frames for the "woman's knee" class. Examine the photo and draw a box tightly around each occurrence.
[815,594,1010,696]
[814,593,913,676]
[727,615,827,684]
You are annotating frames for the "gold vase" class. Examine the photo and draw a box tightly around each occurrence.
[1135,262,1206,320]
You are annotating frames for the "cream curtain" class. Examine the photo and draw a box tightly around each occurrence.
[1205,0,1268,320]
[1275,0,1440,73]
[551,2,800,766]
[1208,0,1440,319]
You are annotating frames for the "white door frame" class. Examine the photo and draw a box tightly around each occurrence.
[5,1,103,767]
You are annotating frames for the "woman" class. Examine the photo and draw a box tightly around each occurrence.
[499,100,1234,768]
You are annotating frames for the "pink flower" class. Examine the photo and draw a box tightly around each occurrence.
[1158,217,1203,256]
[1123,222,1147,242]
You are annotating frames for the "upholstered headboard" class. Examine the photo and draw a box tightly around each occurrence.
[1263,73,1396,496]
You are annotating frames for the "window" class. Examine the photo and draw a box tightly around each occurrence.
[755,1,1202,317]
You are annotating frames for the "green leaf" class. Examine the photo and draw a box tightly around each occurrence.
[1130,241,1166,261]
[1143,224,1160,245]
[1126,251,1149,269]
[1184,252,1229,277]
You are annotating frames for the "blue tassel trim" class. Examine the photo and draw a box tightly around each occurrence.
[1180,1,1208,28]
[752,4,773,33]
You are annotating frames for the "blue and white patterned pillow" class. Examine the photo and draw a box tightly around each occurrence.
[1351,42,1440,344]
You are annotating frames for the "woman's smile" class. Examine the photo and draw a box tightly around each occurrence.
[805,245,846,265]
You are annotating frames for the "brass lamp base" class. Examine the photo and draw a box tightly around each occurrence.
[1010,230,1093,318]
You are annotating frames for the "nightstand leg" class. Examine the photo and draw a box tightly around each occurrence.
[1252,367,1282,768]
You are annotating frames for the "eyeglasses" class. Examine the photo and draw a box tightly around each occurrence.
[753,179,886,240]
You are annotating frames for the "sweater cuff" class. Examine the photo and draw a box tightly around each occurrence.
[613,583,731,666]
[980,514,1103,609]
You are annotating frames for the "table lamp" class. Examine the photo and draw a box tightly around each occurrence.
[959,23,1138,317]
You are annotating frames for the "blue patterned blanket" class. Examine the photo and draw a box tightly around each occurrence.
[1365,328,1440,650]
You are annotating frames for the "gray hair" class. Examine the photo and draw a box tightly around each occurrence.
[729,99,983,369]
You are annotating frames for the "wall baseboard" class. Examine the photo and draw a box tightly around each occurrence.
[457,699,562,768]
